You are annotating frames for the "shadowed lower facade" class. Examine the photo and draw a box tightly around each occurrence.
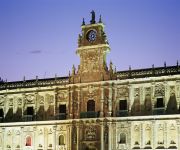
[0,12,180,150]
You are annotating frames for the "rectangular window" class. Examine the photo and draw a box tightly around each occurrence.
[59,105,66,114]
[27,107,34,115]
[0,109,4,117]
[119,100,127,110]
[156,98,164,108]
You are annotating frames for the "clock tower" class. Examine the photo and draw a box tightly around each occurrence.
[71,11,115,83]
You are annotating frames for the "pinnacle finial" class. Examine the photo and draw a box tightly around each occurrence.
[82,18,85,26]
[99,15,102,23]
[152,64,154,68]
[90,10,96,24]
[164,61,166,67]
[177,60,179,66]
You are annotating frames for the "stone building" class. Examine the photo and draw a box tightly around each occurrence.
[0,11,180,150]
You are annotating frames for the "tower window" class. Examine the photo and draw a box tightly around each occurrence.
[26,136,32,146]
[119,100,127,110]
[59,105,66,114]
[27,107,34,115]
[156,98,164,108]
[87,100,95,112]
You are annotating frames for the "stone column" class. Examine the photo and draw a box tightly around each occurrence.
[108,122,112,150]
[100,86,104,117]
[101,122,104,150]
[108,84,112,117]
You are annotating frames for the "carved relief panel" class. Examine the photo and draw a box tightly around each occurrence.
[25,94,35,104]
[117,86,129,98]
[155,83,165,97]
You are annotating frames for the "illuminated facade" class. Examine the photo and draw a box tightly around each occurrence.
[0,12,180,150]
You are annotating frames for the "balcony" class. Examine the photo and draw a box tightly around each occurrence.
[153,107,165,115]
[23,115,33,121]
[56,113,66,120]
[116,110,128,117]
[80,111,99,118]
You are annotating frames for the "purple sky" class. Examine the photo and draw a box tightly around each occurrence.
[0,0,180,81]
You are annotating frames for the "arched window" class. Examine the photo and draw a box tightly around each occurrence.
[59,135,64,145]
[119,133,126,144]
[26,136,32,146]
[87,100,95,112]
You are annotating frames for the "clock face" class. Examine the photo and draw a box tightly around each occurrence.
[87,30,97,42]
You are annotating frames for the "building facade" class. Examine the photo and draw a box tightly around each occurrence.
[0,12,180,150]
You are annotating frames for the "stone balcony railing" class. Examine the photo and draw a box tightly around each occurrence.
[55,113,67,120]
[116,110,129,117]
[80,111,99,118]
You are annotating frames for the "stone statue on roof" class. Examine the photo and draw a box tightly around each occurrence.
[90,10,96,24]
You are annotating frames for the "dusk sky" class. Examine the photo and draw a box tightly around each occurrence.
[0,0,180,82]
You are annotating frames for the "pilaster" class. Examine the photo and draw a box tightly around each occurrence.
[164,122,167,148]
[67,125,72,150]
[108,121,112,150]
[152,120,156,149]
[141,123,144,148]
[76,124,80,150]
[177,120,180,150]
[164,81,168,109]
[100,86,104,117]
[100,122,104,150]
[108,84,112,116]
[77,88,81,118]
[2,128,5,150]
[151,82,155,109]
[70,89,73,119]
[128,84,133,113]
[33,126,37,150]
[20,127,24,150]
[53,125,57,150]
